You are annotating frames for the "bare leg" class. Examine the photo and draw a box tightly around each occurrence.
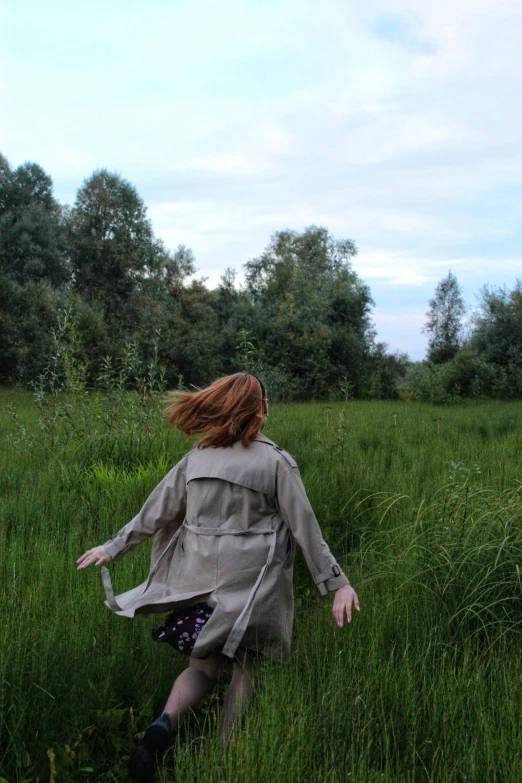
[220,648,256,744]
[163,650,228,729]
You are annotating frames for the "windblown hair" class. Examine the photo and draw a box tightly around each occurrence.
[165,373,267,449]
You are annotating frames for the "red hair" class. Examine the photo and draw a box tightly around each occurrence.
[164,373,266,448]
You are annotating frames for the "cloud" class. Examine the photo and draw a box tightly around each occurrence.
[354,251,522,288]
[370,11,438,54]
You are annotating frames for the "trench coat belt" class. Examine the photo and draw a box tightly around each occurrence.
[101,521,277,660]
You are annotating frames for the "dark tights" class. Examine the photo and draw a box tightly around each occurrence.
[162,647,256,743]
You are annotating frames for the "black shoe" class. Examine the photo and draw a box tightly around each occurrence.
[128,714,172,783]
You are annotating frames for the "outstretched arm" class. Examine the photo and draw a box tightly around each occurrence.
[76,454,188,570]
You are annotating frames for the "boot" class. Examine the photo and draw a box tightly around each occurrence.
[128,713,172,783]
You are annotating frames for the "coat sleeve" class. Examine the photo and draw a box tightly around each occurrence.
[275,463,350,595]
[101,455,188,562]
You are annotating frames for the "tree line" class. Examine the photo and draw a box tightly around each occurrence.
[0,154,408,400]
[1,153,520,401]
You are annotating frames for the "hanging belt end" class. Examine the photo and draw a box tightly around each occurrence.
[101,565,123,612]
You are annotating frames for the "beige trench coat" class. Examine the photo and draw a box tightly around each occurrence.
[101,434,349,660]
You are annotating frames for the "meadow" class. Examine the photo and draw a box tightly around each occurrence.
[1,388,522,782]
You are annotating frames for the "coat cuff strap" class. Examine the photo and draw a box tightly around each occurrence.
[314,564,349,595]
[314,564,342,584]
[324,573,350,592]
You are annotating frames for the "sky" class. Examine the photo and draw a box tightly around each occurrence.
[2,0,521,359]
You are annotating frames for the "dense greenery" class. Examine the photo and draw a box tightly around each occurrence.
[0,154,407,399]
[2,153,520,402]
[1,387,521,782]
[408,276,522,403]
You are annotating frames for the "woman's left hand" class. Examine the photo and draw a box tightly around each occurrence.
[332,585,360,627]
[76,545,111,570]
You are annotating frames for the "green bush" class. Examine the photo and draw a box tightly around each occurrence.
[405,349,521,403]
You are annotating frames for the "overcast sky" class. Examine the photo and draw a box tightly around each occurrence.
[2,0,521,359]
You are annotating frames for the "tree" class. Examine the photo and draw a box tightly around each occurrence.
[470,281,522,370]
[244,226,376,398]
[0,154,69,286]
[423,271,466,364]
[69,169,162,314]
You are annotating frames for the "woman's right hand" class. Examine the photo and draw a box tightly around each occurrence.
[76,546,111,570]
[332,584,360,627]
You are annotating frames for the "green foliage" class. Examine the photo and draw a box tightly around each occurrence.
[244,226,382,398]
[410,277,522,402]
[156,279,223,388]
[423,271,466,364]
[7,312,170,464]
[0,276,63,384]
[405,348,522,403]
[235,329,257,372]
[471,280,522,372]
[0,155,69,287]
[366,345,409,401]
[69,169,163,314]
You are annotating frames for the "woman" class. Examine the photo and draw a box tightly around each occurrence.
[77,373,359,782]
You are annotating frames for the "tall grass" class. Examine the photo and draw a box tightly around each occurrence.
[1,392,521,782]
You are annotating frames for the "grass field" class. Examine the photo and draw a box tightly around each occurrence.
[1,389,521,782]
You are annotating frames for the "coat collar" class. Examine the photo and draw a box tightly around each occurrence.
[252,433,276,446]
